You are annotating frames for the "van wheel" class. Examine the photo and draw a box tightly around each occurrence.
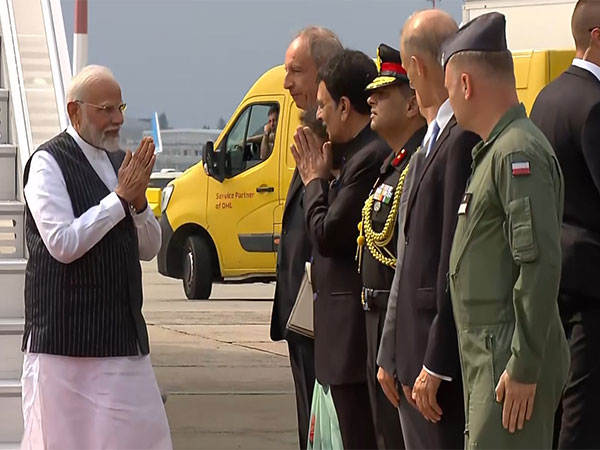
[182,235,213,300]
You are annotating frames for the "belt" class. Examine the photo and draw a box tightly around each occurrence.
[361,287,390,311]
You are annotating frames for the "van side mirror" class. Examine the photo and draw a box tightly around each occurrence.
[202,141,225,182]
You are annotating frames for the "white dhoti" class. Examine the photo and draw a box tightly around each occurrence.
[20,352,172,450]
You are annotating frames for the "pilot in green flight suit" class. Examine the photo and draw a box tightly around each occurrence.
[441,13,569,449]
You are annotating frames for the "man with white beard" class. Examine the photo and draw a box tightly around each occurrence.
[20,65,172,449]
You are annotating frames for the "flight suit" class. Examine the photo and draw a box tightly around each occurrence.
[448,104,569,449]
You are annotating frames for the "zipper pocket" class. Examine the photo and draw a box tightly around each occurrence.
[485,334,497,396]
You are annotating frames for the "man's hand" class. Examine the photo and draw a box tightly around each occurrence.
[115,137,155,211]
[264,123,272,136]
[377,367,400,408]
[495,370,537,433]
[412,368,443,422]
[401,385,418,410]
[290,126,332,185]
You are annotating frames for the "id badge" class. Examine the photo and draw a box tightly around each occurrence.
[458,193,472,216]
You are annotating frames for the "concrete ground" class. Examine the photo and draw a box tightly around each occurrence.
[141,261,298,450]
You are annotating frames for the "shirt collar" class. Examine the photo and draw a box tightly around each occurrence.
[435,98,454,135]
[472,103,527,161]
[66,125,105,155]
[420,98,453,149]
[572,58,600,84]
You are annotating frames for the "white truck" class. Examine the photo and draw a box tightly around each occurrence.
[463,0,577,50]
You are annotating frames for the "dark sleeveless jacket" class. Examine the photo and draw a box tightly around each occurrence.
[22,132,149,357]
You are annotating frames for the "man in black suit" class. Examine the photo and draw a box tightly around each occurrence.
[291,49,390,450]
[530,1,600,447]
[385,9,481,448]
[271,26,342,450]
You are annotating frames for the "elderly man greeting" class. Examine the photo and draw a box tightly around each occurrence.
[20,65,172,450]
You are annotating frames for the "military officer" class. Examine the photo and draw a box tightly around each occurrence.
[442,13,570,448]
[358,43,426,450]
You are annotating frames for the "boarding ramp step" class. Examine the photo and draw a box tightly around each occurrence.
[0,259,25,318]
[0,146,17,200]
[0,320,23,380]
[0,203,24,259]
[0,379,23,443]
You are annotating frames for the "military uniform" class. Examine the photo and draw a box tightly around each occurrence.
[360,134,424,449]
[357,44,425,450]
[442,14,570,449]
[448,105,569,448]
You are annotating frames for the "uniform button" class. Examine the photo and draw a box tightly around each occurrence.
[405,238,409,246]
[283,230,287,235]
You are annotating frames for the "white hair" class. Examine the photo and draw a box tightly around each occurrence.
[66,65,117,103]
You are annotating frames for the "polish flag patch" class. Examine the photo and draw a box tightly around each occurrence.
[512,161,530,176]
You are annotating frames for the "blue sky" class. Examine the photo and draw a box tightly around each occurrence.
[60,0,462,128]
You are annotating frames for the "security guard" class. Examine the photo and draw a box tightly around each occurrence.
[442,13,570,449]
[358,43,426,450]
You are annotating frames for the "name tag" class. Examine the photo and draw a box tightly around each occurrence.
[458,193,472,216]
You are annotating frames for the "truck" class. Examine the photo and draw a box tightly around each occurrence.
[158,66,300,299]
[158,3,578,300]
[463,0,577,50]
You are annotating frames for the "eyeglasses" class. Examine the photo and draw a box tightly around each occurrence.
[75,100,127,115]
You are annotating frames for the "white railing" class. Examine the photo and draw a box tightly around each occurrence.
[0,0,34,187]
[42,0,71,130]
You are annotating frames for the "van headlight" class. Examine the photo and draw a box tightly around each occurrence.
[161,184,174,212]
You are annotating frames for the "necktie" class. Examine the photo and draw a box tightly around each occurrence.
[425,121,441,158]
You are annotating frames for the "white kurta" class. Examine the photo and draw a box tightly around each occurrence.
[21,127,172,450]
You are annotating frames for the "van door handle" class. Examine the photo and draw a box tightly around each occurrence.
[256,185,275,193]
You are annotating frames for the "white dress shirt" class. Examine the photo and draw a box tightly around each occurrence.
[572,57,600,83]
[423,98,454,155]
[20,128,171,449]
[24,126,161,263]
[421,98,455,382]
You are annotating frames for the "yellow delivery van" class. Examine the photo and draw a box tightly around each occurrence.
[157,49,574,300]
[158,65,300,299]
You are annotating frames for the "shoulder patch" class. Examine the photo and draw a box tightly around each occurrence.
[512,161,530,176]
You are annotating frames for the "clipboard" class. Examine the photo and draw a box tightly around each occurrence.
[286,262,314,339]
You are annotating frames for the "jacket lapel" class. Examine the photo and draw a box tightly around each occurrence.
[404,116,457,226]
[282,169,303,224]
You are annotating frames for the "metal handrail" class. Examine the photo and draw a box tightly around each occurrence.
[42,0,71,130]
[0,0,34,197]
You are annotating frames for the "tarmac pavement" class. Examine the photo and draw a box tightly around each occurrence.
[142,261,298,450]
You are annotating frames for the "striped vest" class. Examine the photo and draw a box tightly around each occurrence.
[22,132,149,357]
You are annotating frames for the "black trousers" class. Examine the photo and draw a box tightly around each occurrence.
[398,378,464,449]
[288,338,316,450]
[331,382,378,450]
[365,308,405,449]
[554,291,600,449]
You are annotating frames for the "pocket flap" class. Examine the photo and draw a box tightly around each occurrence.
[508,197,538,263]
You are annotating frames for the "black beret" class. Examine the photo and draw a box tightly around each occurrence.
[441,12,508,70]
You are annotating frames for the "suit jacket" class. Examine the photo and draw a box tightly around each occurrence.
[377,149,426,374]
[304,125,391,386]
[270,168,313,343]
[394,116,480,385]
[530,64,600,300]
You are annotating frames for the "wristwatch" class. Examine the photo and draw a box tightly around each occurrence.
[115,194,147,215]
[130,201,148,215]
